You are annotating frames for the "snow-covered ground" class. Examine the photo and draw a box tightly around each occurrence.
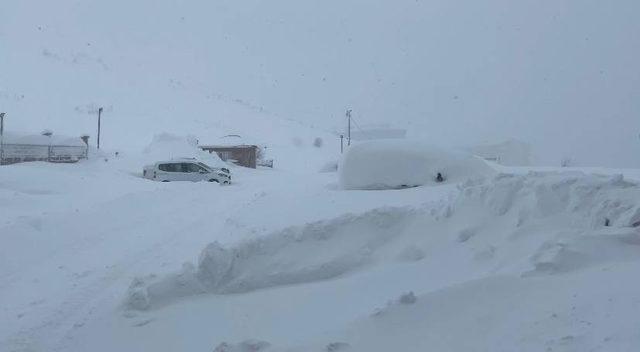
[2,1,640,349]
[2,144,640,351]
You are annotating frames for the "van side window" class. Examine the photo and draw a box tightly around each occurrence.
[184,163,206,173]
[179,163,190,173]
[159,163,180,172]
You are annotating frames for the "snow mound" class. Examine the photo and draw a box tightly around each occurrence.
[125,171,640,311]
[452,172,640,276]
[125,207,418,310]
[339,140,495,190]
[460,172,640,229]
[142,133,224,167]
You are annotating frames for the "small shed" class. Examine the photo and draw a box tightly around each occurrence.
[199,144,258,168]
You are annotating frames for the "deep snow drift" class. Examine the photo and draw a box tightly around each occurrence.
[141,133,225,167]
[119,170,640,351]
[2,151,640,351]
[125,207,420,310]
[339,140,495,189]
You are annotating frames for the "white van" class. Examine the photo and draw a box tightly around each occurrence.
[143,161,231,184]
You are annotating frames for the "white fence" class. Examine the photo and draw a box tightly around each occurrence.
[0,144,88,165]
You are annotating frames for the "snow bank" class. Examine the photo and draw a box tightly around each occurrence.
[125,171,640,312]
[339,140,495,190]
[457,172,640,276]
[141,133,224,167]
[318,173,640,352]
[125,207,416,310]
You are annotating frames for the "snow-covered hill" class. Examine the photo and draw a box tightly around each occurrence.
[1,0,639,165]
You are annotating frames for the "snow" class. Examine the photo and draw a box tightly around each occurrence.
[2,132,86,146]
[128,170,640,313]
[470,139,533,166]
[2,1,640,350]
[338,263,640,352]
[2,0,640,166]
[124,207,419,310]
[1,152,640,351]
[339,140,495,189]
[213,340,272,352]
[141,133,224,168]
[203,134,252,148]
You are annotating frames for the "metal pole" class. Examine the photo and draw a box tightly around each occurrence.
[340,134,344,154]
[97,107,103,149]
[346,109,352,146]
[0,112,5,165]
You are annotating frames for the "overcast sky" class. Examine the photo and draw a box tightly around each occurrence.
[1,0,639,166]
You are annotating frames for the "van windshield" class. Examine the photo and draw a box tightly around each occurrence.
[196,162,214,171]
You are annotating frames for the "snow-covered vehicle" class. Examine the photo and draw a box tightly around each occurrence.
[339,140,495,190]
[143,160,231,184]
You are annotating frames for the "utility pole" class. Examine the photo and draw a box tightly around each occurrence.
[346,109,352,146]
[97,107,103,149]
[0,112,5,164]
[0,112,4,136]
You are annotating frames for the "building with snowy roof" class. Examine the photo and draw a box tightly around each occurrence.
[1,132,88,165]
[199,135,259,168]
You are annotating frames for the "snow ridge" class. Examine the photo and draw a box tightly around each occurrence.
[126,171,640,315]
[126,207,418,310]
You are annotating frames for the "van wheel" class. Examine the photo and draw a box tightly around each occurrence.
[209,179,219,183]
[161,180,170,182]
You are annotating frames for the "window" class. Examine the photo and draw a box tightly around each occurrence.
[182,163,197,173]
[158,163,180,172]
[197,162,213,171]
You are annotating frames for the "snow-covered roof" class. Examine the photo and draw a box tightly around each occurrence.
[470,139,532,166]
[2,132,86,146]
[200,134,255,147]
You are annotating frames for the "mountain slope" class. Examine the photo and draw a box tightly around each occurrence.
[1,0,639,165]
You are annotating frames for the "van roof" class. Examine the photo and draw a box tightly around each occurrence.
[156,160,195,164]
